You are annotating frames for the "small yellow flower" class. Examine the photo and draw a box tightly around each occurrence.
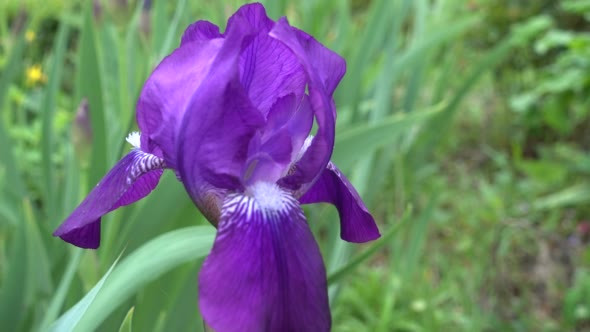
[25,30,36,43]
[25,64,47,86]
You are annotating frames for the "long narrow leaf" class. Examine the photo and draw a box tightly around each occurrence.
[40,22,69,219]
[50,254,121,332]
[333,106,442,170]
[328,208,410,284]
[65,226,214,332]
[0,27,26,204]
[78,4,107,190]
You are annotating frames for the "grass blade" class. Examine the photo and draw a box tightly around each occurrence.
[49,254,121,332]
[328,208,410,284]
[0,26,26,202]
[38,249,83,331]
[40,22,69,219]
[68,226,214,332]
[333,105,443,170]
[78,4,107,190]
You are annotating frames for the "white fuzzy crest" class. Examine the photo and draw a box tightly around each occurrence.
[247,182,284,212]
[126,131,141,149]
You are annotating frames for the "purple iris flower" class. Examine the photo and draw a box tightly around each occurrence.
[54,3,380,331]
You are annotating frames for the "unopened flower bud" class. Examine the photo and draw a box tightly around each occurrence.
[72,98,93,166]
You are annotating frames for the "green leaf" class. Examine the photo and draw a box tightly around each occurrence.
[159,265,205,332]
[49,254,121,332]
[22,198,52,303]
[0,216,27,331]
[38,249,83,331]
[0,23,25,112]
[152,0,167,54]
[333,106,442,170]
[157,0,187,61]
[40,22,69,219]
[338,0,395,116]
[53,226,215,332]
[328,208,409,284]
[532,184,590,211]
[78,4,107,190]
[118,307,134,332]
[0,28,26,216]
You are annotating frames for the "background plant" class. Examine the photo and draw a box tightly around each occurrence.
[0,0,588,331]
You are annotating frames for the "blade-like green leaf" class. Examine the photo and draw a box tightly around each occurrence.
[0,26,26,215]
[532,184,590,211]
[38,249,83,331]
[328,207,410,284]
[0,218,27,331]
[118,307,134,332]
[338,0,394,118]
[333,106,442,170]
[49,254,121,332]
[40,22,70,219]
[78,4,107,190]
[55,226,215,332]
[157,0,187,61]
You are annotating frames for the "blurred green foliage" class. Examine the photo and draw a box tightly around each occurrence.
[1,0,589,331]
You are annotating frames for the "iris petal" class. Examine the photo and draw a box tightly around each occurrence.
[199,183,330,332]
[225,3,274,34]
[180,20,222,46]
[239,33,306,116]
[177,14,268,212]
[270,18,346,193]
[136,37,223,165]
[290,29,347,97]
[265,93,314,162]
[242,94,313,185]
[300,162,380,243]
[53,149,164,249]
[243,130,293,185]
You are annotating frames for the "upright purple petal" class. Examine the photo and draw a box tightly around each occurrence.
[53,149,164,249]
[300,162,380,243]
[291,29,347,96]
[239,33,306,115]
[270,18,346,193]
[225,2,274,34]
[176,14,268,215]
[242,94,313,185]
[136,37,224,164]
[199,182,330,332]
[137,4,275,163]
[264,94,313,154]
[180,79,263,191]
[242,130,293,185]
[180,20,222,46]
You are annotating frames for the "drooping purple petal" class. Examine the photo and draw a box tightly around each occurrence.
[299,162,380,243]
[53,149,164,249]
[111,168,162,208]
[199,182,330,332]
[180,20,222,46]
[270,17,346,193]
[136,37,224,164]
[239,33,306,115]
